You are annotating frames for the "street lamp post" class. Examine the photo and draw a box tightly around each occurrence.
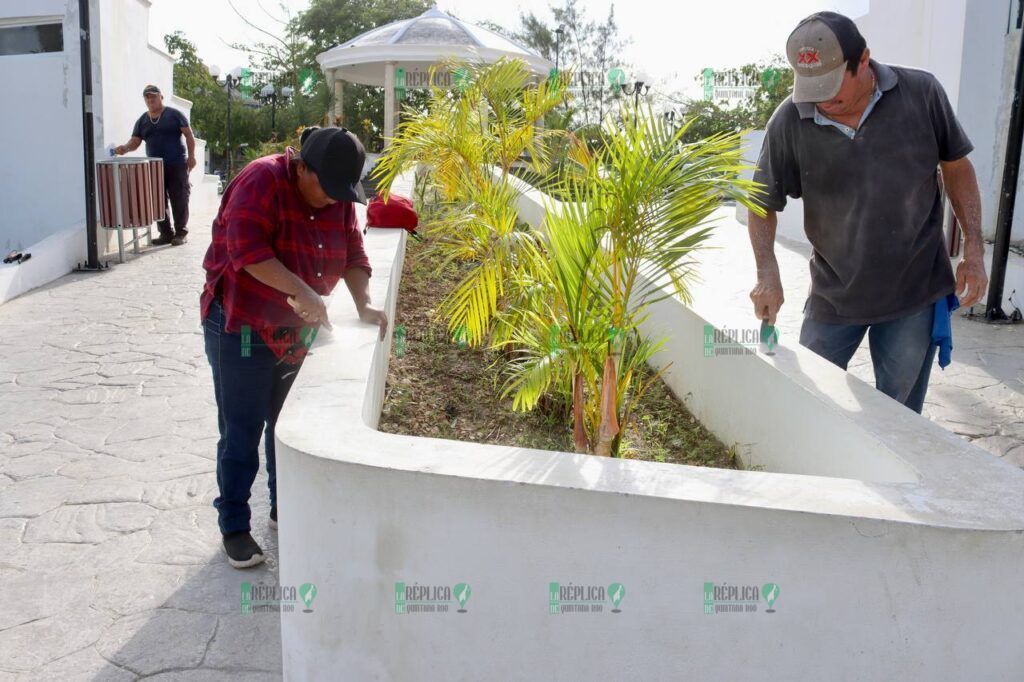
[620,71,651,109]
[259,84,294,136]
[209,65,243,176]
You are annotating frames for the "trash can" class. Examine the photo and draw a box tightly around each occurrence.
[96,157,166,262]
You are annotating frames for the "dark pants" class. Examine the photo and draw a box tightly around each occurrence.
[799,305,937,414]
[158,163,190,239]
[203,300,304,534]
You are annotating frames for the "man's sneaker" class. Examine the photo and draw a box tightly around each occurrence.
[151,236,174,246]
[171,235,188,246]
[223,531,265,568]
[269,507,278,531]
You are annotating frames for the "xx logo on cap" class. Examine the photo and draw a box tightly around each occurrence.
[797,48,822,67]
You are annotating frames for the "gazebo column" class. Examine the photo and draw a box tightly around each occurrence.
[384,61,396,149]
[333,70,345,126]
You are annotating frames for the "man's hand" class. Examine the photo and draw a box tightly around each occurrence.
[750,273,785,325]
[358,305,389,341]
[187,156,197,172]
[955,256,988,308]
[287,285,331,330]
[114,145,127,155]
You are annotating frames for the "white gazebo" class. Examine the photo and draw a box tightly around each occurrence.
[316,7,554,149]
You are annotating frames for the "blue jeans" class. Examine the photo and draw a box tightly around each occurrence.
[799,305,937,414]
[204,299,304,534]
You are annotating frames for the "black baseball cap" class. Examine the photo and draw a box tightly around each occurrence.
[142,84,161,96]
[299,127,367,204]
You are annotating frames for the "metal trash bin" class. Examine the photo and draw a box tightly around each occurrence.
[96,157,166,262]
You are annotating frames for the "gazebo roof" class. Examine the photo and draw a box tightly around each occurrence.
[316,7,553,86]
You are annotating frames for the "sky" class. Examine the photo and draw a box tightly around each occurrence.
[149,0,869,100]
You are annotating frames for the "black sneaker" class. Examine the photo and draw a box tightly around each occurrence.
[151,236,174,246]
[171,235,188,246]
[222,531,265,568]
[269,507,277,531]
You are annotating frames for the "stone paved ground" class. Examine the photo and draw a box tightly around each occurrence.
[0,200,282,680]
[0,202,1022,679]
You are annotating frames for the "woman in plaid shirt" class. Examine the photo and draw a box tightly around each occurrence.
[200,127,388,568]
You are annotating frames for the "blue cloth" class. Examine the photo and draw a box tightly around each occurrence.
[812,83,884,139]
[932,294,960,370]
[204,299,303,534]
[799,305,937,413]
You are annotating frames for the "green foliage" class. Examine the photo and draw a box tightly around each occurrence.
[376,58,765,457]
[164,31,329,175]
[711,54,794,128]
[670,100,753,146]
[500,104,764,455]
[666,55,794,144]
[373,58,570,347]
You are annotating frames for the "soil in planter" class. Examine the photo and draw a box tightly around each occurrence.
[378,240,739,469]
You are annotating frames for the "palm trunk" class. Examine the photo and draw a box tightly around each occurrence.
[572,371,589,453]
[593,355,620,456]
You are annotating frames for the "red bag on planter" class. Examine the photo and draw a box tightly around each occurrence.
[366,193,420,239]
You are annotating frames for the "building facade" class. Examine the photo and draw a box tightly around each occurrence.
[0,0,214,304]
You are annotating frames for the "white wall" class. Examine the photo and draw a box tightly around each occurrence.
[0,0,94,255]
[857,0,1024,243]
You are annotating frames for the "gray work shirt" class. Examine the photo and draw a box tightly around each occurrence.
[753,60,973,325]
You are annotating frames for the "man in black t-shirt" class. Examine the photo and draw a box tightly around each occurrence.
[115,85,197,246]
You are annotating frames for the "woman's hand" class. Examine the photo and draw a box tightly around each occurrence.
[287,285,332,330]
[358,305,388,340]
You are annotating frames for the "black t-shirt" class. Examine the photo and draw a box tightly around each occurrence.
[131,106,189,165]
[753,61,973,325]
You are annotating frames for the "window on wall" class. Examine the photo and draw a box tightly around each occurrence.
[0,22,63,56]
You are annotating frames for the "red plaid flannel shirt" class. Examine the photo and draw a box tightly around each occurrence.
[200,148,371,364]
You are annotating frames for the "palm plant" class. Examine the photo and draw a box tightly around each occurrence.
[499,104,764,456]
[372,58,570,347]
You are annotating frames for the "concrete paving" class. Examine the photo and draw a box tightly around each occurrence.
[0,199,282,680]
[0,200,1021,679]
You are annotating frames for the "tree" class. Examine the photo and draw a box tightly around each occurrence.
[741,55,794,128]
[501,107,762,456]
[487,1,631,130]
[697,55,794,128]
[669,100,753,145]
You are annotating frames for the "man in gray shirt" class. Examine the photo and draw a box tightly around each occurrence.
[749,11,988,413]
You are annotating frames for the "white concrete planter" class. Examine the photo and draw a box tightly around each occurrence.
[276,172,1024,680]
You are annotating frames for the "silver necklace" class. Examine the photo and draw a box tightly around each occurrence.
[148,108,164,126]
